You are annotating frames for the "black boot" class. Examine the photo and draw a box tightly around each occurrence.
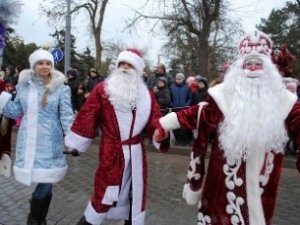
[77,216,92,225]
[27,197,43,225]
[40,193,52,225]
[124,220,132,225]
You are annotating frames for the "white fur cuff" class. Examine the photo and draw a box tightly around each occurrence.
[0,91,12,115]
[182,183,201,205]
[159,112,181,131]
[65,131,93,152]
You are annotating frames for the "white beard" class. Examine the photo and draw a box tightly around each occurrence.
[105,68,147,112]
[218,56,288,161]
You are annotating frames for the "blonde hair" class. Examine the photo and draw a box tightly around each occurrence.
[41,75,51,109]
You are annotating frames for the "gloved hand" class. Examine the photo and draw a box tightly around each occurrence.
[63,148,80,156]
[153,128,168,142]
[0,91,12,115]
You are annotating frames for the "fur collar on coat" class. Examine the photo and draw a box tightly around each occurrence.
[18,69,66,92]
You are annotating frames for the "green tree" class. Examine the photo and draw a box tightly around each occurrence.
[125,0,243,80]
[257,1,300,76]
[2,28,39,69]
[41,0,110,74]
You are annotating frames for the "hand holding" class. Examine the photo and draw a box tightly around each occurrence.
[153,128,168,142]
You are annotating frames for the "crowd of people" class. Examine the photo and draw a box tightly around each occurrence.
[0,30,299,225]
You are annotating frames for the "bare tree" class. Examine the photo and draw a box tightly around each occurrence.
[125,0,243,78]
[41,0,109,73]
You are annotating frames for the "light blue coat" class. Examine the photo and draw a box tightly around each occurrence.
[2,69,74,186]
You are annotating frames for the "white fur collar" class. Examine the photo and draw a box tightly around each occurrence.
[18,69,66,92]
[208,83,297,119]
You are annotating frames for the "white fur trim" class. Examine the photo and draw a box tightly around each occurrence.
[23,81,38,185]
[116,50,145,75]
[13,165,68,186]
[182,183,201,205]
[159,112,181,131]
[65,131,93,152]
[101,186,120,205]
[84,201,106,225]
[29,49,54,69]
[18,69,66,93]
[132,211,146,225]
[106,204,130,220]
[246,151,266,225]
[208,84,297,120]
[0,91,12,114]
[131,144,144,219]
[0,153,11,177]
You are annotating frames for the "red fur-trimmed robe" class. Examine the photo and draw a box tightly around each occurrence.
[159,84,300,225]
[65,82,167,225]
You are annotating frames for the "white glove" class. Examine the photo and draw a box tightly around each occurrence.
[0,153,12,177]
[0,91,12,115]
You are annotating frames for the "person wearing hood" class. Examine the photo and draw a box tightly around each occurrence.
[191,75,209,105]
[0,49,74,224]
[66,68,80,112]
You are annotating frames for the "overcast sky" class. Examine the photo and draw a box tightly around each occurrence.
[12,0,288,65]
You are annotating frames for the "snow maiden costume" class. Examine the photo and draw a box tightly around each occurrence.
[0,49,74,224]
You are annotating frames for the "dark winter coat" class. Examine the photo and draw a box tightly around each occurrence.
[66,78,80,111]
[86,75,104,93]
[170,82,192,109]
[191,78,209,105]
[155,86,171,114]
[146,73,174,89]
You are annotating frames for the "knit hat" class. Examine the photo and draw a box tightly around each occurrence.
[158,76,167,84]
[176,73,185,80]
[116,48,145,75]
[29,49,54,69]
[90,68,97,73]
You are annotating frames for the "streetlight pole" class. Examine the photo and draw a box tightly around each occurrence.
[64,0,71,75]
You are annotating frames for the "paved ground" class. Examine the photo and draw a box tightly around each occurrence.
[0,134,299,225]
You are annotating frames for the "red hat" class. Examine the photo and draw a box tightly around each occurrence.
[116,48,145,75]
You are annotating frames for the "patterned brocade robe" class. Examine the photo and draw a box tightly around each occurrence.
[65,82,167,225]
[159,84,300,225]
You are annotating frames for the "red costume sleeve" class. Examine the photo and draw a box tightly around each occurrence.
[145,91,162,136]
[285,102,300,173]
[71,83,103,138]
[178,96,223,204]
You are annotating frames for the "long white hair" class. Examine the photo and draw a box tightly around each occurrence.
[105,67,147,112]
[218,55,288,161]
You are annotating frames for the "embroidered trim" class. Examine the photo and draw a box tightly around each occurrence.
[226,192,245,225]
[187,152,201,180]
[223,158,243,190]
[259,152,274,193]
[223,158,245,225]
[197,201,212,225]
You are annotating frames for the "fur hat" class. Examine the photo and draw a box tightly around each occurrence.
[29,49,54,69]
[116,48,145,75]
[67,68,78,78]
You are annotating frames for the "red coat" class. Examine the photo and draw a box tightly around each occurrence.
[160,84,300,225]
[65,82,166,224]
